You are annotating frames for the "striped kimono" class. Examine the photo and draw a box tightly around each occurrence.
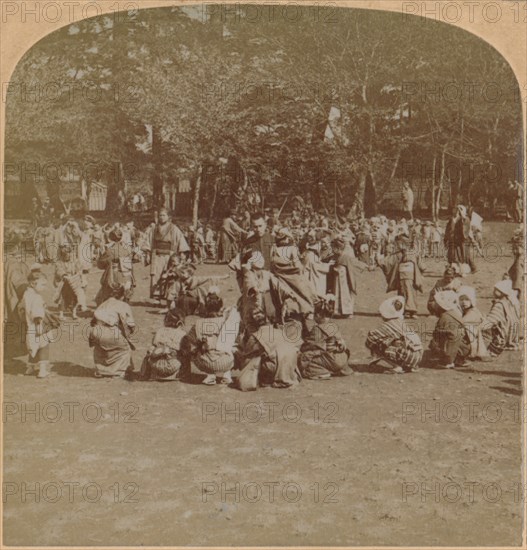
[482,298,521,356]
[366,317,423,371]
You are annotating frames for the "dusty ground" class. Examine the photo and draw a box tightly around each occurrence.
[3,222,524,546]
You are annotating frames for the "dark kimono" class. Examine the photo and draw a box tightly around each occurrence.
[430,309,470,365]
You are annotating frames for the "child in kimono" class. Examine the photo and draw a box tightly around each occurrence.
[508,229,524,299]
[155,253,182,309]
[140,309,186,381]
[54,245,87,320]
[458,286,489,360]
[328,237,371,319]
[421,221,432,258]
[377,236,424,319]
[181,290,240,385]
[175,265,229,316]
[431,222,443,258]
[481,279,521,356]
[205,225,217,261]
[365,296,423,374]
[298,296,353,379]
[89,283,136,378]
[19,271,58,378]
[234,319,301,391]
[429,290,470,369]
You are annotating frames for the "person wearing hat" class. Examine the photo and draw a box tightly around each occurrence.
[427,265,462,317]
[429,290,470,369]
[89,283,136,378]
[481,279,521,356]
[95,227,135,305]
[53,244,87,320]
[143,208,190,302]
[298,295,354,379]
[366,296,423,374]
[140,309,187,381]
[458,286,490,360]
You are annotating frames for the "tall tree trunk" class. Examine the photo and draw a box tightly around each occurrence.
[435,148,446,217]
[209,180,218,221]
[431,154,437,221]
[152,125,164,209]
[192,167,202,227]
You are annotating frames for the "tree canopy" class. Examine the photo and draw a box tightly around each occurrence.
[5,5,523,220]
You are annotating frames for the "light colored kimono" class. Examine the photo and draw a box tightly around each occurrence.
[19,287,54,358]
[462,307,489,359]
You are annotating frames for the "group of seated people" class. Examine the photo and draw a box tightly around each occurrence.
[82,264,521,388]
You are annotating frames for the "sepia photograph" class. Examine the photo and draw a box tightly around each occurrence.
[1,1,525,547]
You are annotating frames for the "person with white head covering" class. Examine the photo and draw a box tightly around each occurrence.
[481,279,521,356]
[429,290,470,369]
[458,286,490,360]
[427,265,462,317]
[365,296,423,374]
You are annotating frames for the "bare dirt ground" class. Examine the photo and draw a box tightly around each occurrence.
[3,221,524,546]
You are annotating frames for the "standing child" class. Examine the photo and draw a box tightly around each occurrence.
[54,245,88,320]
[19,271,59,378]
[431,221,443,258]
[421,221,432,258]
[205,225,216,261]
[377,236,424,319]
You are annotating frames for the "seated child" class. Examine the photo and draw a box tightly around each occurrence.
[181,290,240,385]
[429,290,470,369]
[458,285,489,360]
[481,279,521,356]
[298,295,353,379]
[366,295,423,374]
[140,309,187,381]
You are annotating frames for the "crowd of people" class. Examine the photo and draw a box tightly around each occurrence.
[4,201,523,388]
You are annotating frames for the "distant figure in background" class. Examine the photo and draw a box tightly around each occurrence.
[402,181,414,221]
[217,212,245,263]
[444,205,476,273]
[508,228,524,299]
